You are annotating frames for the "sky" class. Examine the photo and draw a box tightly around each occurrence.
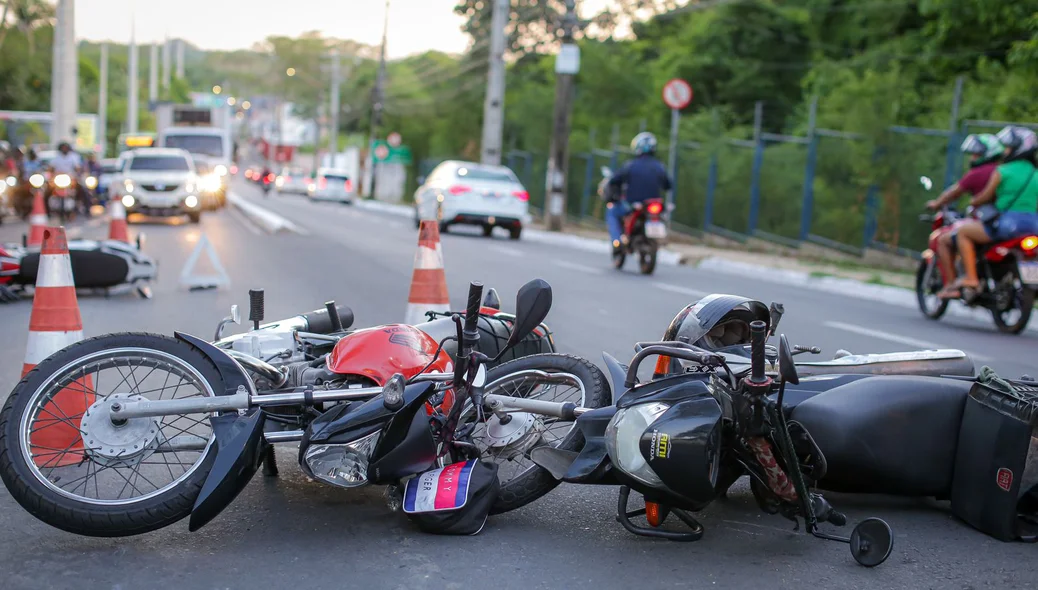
[75,0,613,59]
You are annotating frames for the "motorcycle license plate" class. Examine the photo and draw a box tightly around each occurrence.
[1020,262,1038,286]
[645,221,667,239]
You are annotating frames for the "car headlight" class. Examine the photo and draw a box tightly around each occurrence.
[214,164,228,177]
[29,174,45,188]
[85,176,98,189]
[201,174,222,192]
[604,402,670,487]
[185,181,196,194]
[123,179,135,193]
[275,176,284,188]
[122,194,135,207]
[54,174,72,188]
[184,195,199,208]
[303,431,380,488]
[5,175,16,186]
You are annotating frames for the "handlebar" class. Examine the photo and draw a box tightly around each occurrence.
[749,320,767,384]
[462,281,483,351]
[625,342,725,388]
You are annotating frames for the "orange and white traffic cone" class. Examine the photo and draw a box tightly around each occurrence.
[107,199,130,243]
[26,189,48,247]
[405,220,450,324]
[24,227,91,468]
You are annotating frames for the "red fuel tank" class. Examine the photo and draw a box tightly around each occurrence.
[326,324,453,386]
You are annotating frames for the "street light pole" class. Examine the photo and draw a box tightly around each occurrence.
[127,9,139,134]
[545,0,579,232]
[480,0,508,165]
[98,42,108,157]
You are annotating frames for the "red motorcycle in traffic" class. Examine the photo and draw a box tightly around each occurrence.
[599,167,667,275]
[915,200,1038,334]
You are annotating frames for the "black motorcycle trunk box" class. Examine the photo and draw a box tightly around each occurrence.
[950,378,1038,541]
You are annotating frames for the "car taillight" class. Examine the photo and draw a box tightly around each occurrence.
[230,165,238,175]
[266,173,275,182]
[512,190,529,201]
[285,175,292,182]
[448,185,470,195]
[1022,235,1038,253]
[344,179,353,192]
[319,177,328,190]
[646,201,663,216]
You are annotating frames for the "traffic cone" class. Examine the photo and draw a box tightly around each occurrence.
[26,189,48,247]
[108,199,130,243]
[24,227,91,468]
[405,221,450,324]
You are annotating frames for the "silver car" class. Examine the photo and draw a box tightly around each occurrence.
[276,167,309,195]
[307,168,355,203]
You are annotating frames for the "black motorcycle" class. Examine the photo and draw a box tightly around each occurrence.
[527,321,894,567]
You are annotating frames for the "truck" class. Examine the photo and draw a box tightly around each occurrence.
[154,104,235,207]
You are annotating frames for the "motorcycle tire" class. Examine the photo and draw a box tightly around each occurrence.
[915,258,948,320]
[612,249,626,270]
[991,272,1035,334]
[0,333,227,537]
[638,241,657,275]
[482,353,610,515]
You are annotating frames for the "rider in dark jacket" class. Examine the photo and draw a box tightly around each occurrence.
[606,132,672,252]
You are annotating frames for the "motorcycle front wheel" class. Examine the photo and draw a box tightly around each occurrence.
[915,258,948,319]
[458,353,609,514]
[0,333,226,537]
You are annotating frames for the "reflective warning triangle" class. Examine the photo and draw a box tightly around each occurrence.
[179,233,230,290]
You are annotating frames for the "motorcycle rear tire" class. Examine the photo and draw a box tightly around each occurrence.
[484,353,610,514]
[612,249,626,270]
[0,333,226,537]
[638,241,657,275]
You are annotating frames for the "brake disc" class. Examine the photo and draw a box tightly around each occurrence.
[80,393,162,467]
[484,412,545,458]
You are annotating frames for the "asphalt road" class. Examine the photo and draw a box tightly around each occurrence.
[0,178,1035,590]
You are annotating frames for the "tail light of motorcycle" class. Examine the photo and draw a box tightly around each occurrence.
[1021,235,1038,255]
[646,201,664,216]
[512,190,529,201]
[448,184,471,195]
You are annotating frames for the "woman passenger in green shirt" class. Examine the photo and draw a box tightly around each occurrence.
[945,126,1038,296]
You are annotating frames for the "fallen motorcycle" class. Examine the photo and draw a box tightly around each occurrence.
[647,294,1038,543]
[0,280,608,536]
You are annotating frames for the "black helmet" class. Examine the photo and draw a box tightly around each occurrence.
[57,141,71,152]
[661,294,771,350]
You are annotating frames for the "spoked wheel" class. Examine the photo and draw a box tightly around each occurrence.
[915,258,948,319]
[991,271,1035,334]
[0,333,226,536]
[457,354,609,514]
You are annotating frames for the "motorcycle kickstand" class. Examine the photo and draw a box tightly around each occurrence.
[262,446,279,477]
[615,486,704,542]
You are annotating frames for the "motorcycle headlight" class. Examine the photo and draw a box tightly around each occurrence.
[123,179,135,193]
[85,176,98,189]
[29,174,45,188]
[54,174,72,188]
[303,431,380,488]
[214,164,228,177]
[604,402,670,487]
[122,194,135,208]
[185,181,196,194]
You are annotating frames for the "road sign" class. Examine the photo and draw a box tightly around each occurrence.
[387,132,401,147]
[662,79,693,110]
[372,140,413,164]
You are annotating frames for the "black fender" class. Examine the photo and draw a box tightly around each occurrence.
[175,331,256,397]
[189,409,268,531]
[602,352,628,405]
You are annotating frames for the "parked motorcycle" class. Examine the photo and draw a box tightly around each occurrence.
[599,167,667,275]
[0,280,608,537]
[915,176,1038,334]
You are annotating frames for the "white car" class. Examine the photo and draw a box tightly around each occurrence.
[307,168,355,203]
[276,166,310,195]
[111,148,204,223]
[414,160,530,240]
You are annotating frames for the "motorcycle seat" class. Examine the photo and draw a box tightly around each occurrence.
[789,375,972,497]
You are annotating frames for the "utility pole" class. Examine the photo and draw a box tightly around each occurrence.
[127,14,139,134]
[329,48,341,156]
[365,0,389,199]
[98,42,108,157]
[175,39,185,79]
[545,0,579,232]
[480,0,508,165]
[50,0,77,147]
[148,43,159,106]
[162,36,171,91]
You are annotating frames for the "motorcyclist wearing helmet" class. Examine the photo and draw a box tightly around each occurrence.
[605,132,673,253]
[943,126,1038,298]
[925,134,1005,297]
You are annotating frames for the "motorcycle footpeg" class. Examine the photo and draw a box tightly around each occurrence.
[615,487,704,542]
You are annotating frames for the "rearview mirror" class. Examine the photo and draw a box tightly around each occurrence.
[777,334,799,385]
[920,176,933,191]
[214,304,241,341]
[500,279,553,357]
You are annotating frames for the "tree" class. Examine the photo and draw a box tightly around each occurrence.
[0,0,53,54]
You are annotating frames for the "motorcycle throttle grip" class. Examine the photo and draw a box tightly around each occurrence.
[749,320,767,383]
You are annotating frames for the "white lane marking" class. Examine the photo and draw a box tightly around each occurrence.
[227,206,263,236]
[488,244,523,257]
[552,260,603,275]
[823,321,993,362]
[655,282,708,298]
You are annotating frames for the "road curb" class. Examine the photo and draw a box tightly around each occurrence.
[227,192,302,234]
[696,257,1038,334]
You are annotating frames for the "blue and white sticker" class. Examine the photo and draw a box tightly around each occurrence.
[402,460,476,513]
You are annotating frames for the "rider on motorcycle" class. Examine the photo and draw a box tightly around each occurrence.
[943,126,1038,298]
[925,133,1005,298]
[47,142,90,215]
[605,132,672,254]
